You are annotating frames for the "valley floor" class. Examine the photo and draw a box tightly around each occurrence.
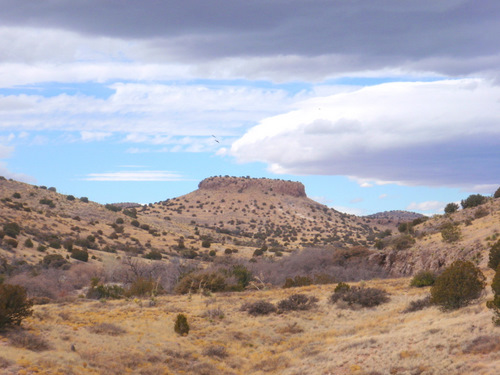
[1,277,499,375]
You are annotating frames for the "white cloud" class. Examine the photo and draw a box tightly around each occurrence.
[83,170,186,182]
[349,197,364,204]
[0,144,13,158]
[0,83,298,139]
[80,131,112,142]
[231,79,500,189]
[407,201,445,213]
[379,194,388,199]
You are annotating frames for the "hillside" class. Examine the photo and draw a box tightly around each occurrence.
[139,176,381,250]
[0,176,386,268]
[365,210,426,232]
[374,198,500,275]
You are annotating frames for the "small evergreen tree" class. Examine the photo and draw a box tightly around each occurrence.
[410,270,436,287]
[461,194,487,209]
[444,202,459,214]
[494,187,500,199]
[488,239,500,271]
[441,222,462,243]
[486,264,500,325]
[174,314,189,336]
[0,284,33,329]
[430,260,485,310]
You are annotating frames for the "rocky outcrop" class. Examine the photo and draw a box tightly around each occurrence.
[198,176,306,198]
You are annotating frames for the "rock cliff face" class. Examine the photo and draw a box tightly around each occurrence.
[198,176,307,198]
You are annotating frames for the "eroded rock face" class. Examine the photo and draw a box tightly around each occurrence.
[198,176,306,198]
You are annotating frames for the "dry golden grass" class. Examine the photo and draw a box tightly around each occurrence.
[1,277,499,374]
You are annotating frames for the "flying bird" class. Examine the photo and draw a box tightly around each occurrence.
[212,135,220,143]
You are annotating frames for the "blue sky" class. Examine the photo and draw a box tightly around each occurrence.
[1,1,499,215]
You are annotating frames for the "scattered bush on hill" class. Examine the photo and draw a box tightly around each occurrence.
[0,284,33,329]
[41,254,68,269]
[488,239,500,270]
[390,234,416,250]
[143,250,162,260]
[461,194,487,209]
[474,207,489,219]
[3,222,21,238]
[494,187,500,199]
[105,204,122,212]
[70,248,89,262]
[410,270,436,287]
[444,202,459,214]
[486,264,500,325]
[441,222,462,243]
[430,260,485,311]
[123,208,137,218]
[39,198,55,208]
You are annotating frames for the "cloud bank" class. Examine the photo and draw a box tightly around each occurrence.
[231,79,500,189]
[1,1,500,82]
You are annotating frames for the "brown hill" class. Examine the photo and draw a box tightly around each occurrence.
[0,176,384,268]
[137,176,381,250]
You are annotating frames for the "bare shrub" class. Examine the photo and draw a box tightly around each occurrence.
[8,329,50,351]
[88,322,126,336]
[402,296,431,313]
[8,263,101,299]
[202,345,228,359]
[0,356,12,368]
[106,257,181,293]
[248,247,388,286]
[203,307,225,320]
[463,335,500,354]
[275,322,304,334]
[330,286,389,308]
[174,272,226,294]
[241,300,276,316]
[277,294,318,312]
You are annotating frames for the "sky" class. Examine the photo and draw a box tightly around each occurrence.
[0,0,499,216]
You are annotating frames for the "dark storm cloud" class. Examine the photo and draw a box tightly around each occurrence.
[1,0,499,76]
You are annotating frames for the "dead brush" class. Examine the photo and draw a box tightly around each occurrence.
[87,322,126,336]
[202,345,228,359]
[277,293,318,312]
[8,329,51,351]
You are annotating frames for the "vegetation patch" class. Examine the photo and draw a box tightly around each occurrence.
[330,284,389,308]
[430,260,485,311]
